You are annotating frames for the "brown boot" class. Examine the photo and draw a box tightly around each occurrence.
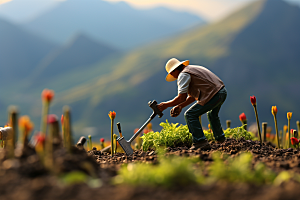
[190,139,211,150]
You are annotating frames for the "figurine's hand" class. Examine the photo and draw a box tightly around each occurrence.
[170,106,182,117]
[157,102,168,112]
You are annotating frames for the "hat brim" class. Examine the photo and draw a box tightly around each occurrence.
[165,60,189,82]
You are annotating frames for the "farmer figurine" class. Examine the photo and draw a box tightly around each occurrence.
[157,58,227,150]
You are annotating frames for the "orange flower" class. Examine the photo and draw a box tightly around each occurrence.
[287,112,292,120]
[108,111,116,120]
[271,106,277,116]
[41,89,55,102]
[284,125,288,132]
[19,116,34,132]
[61,115,64,125]
[250,96,256,106]
[239,113,247,122]
[266,133,271,138]
[147,123,152,131]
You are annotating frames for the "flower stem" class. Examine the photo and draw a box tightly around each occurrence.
[111,118,114,157]
[253,105,262,143]
[288,119,291,148]
[40,101,50,136]
[274,115,280,148]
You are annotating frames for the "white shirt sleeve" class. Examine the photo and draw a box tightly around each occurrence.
[177,72,191,94]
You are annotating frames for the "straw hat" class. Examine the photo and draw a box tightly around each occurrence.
[165,58,190,82]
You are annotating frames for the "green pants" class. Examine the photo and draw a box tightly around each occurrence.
[184,87,227,143]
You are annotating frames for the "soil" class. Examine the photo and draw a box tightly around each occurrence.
[1,138,300,200]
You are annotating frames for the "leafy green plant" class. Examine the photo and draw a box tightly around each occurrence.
[114,155,203,187]
[209,152,276,185]
[224,124,256,140]
[142,121,256,151]
[141,120,192,151]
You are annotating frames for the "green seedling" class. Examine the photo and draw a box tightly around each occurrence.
[114,154,202,187]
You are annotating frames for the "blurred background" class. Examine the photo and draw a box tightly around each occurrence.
[0,0,300,142]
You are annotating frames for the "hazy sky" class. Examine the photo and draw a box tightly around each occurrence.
[1,0,300,22]
[105,0,300,21]
[105,0,254,21]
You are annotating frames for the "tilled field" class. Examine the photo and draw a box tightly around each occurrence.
[1,138,300,200]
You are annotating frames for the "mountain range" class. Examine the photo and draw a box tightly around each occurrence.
[23,0,205,50]
[0,0,300,142]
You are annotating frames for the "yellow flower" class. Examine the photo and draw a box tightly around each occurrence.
[108,111,116,120]
[287,112,292,120]
[271,106,277,116]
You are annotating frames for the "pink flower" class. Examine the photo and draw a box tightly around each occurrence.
[47,114,58,124]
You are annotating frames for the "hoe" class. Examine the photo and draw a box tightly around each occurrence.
[101,100,163,155]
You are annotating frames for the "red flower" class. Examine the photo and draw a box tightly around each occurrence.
[250,96,256,106]
[100,138,105,143]
[36,133,46,145]
[47,114,58,124]
[291,137,299,146]
[239,113,247,122]
[266,133,271,138]
[143,129,149,134]
[41,89,55,102]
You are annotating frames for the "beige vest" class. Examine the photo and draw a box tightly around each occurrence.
[182,65,224,106]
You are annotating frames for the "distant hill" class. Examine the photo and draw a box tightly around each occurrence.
[43,0,300,140]
[28,33,120,86]
[23,0,205,50]
[0,18,57,86]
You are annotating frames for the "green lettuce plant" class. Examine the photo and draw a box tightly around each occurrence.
[141,120,193,151]
[224,125,255,140]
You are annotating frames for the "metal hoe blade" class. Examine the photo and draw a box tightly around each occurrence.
[117,137,134,156]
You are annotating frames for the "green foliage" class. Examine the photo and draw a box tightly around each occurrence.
[224,125,256,140]
[114,152,288,187]
[209,152,276,185]
[142,121,256,151]
[114,155,203,187]
[141,120,193,151]
[204,129,214,141]
[59,171,88,185]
